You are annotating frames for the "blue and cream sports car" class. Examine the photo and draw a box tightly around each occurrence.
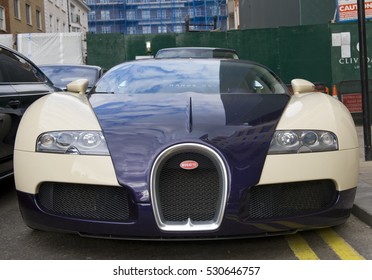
[14,59,359,239]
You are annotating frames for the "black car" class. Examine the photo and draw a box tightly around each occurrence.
[0,44,58,180]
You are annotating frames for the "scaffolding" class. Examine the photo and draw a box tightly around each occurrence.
[87,0,227,35]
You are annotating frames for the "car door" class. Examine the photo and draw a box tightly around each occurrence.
[0,47,19,178]
[0,46,55,179]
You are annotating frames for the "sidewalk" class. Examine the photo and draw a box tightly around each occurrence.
[352,126,372,227]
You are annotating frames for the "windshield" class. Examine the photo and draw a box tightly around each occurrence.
[40,66,99,89]
[92,60,288,95]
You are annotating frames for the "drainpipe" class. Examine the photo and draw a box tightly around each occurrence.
[357,0,372,161]
[67,0,71,32]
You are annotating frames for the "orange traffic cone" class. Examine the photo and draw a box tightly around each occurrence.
[332,85,339,99]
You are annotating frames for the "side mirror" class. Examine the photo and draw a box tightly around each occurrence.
[66,79,89,94]
[291,79,315,95]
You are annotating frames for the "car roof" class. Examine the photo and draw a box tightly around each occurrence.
[110,58,263,71]
[157,47,237,52]
[155,47,239,59]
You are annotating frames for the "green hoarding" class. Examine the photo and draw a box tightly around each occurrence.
[330,22,372,118]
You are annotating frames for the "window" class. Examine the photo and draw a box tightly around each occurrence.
[92,60,288,95]
[126,10,135,20]
[0,6,5,31]
[142,26,151,34]
[36,10,42,30]
[142,10,150,20]
[157,10,166,19]
[49,15,53,30]
[188,8,194,18]
[14,0,20,19]
[101,26,111,33]
[0,48,45,83]
[26,4,32,25]
[174,25,182,33]
[88,11,96,21]
[174,9,182,18]
[158,25,167,33]
[127,26,136,34]
[101,10,110,20]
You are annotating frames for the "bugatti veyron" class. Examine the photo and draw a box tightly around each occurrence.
[14,58,359,239]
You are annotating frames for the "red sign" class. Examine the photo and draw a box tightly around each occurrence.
[180,160,199,170]
[342,93,362,113]
[338,0,372,22]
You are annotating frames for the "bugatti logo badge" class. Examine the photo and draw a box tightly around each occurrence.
[180,160,199,170]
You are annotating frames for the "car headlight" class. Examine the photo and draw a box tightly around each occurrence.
[268,130,338,154]
[36,131,110,155]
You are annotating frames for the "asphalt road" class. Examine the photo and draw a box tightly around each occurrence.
[1,177,371,260]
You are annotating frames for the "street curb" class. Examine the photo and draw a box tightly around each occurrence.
[352,180,372,228]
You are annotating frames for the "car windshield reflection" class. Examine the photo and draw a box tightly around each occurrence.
[40,65,100,89]
[92,60,288,95]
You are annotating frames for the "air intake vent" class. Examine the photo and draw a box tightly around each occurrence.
[240,180,337,220]
[37,182,133,222]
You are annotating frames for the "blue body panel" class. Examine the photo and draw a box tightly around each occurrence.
[89,92,290,203]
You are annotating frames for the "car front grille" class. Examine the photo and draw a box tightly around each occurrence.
[36,182,133,222]
[151,144,227,231]
[240,180,338,220]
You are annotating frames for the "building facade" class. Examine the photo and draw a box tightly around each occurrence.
[0,1,89,35]
[69,0,90,33]
[226,0,238,30]
[44,0,89,33]
[0,0,46,34]
[87,0,227,35]
[0,0,10,34]
[44,0,68,32]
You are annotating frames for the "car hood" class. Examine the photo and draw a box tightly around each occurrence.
[89,93,290,202]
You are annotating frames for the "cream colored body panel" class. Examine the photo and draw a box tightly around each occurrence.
[258,92,359,191]
[276,92,358,150]
[14,152,120,194]
[258,149,359,191]
[14,92,120,194]
[15,92,101,152]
